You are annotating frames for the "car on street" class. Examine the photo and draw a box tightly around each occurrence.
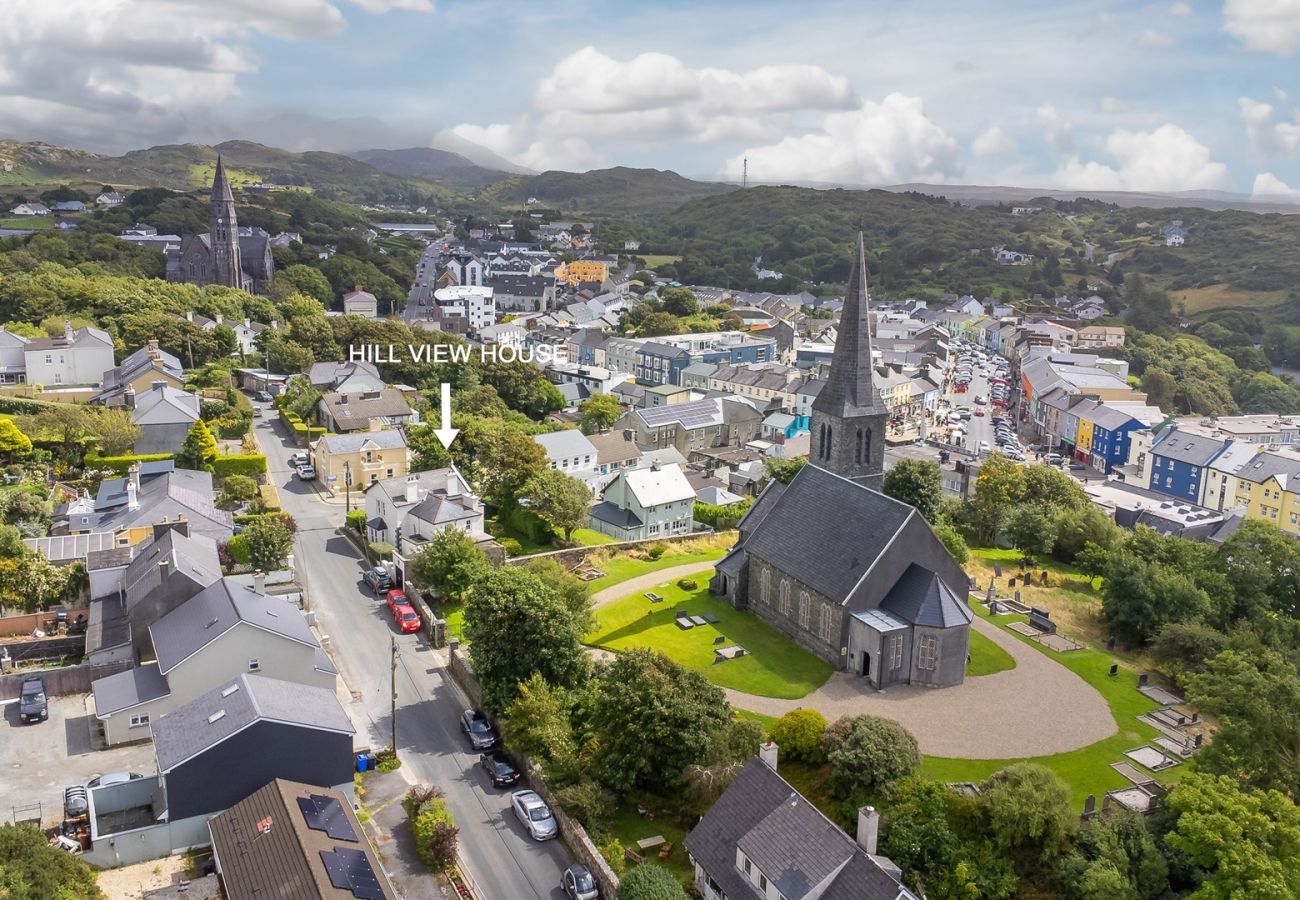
[296,464,316,480]
[391,602,421,633]
[461,708,498,750]
[510,789,558,841]
[256,391,273,403]
[363,567,394,595]
[86,772,144,790]
[479,751,521,788]
[289,451,308,467]
[18,677,46,724]
[1046,453,1065,466]
[385,589,408,611]
[973,396,987,405]
[252,407,262,418]
[562,864,600,900]
[974,407,985,417]
[978,440,990,453]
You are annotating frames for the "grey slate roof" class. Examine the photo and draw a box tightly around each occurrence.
[92,662,170,715]
[153,674,353,774]
[1150,428,1229,467]
[150,578,318,674]
[742,464,914,604]
[684,759,908,900]
[320,388,413,431]
[88,468,232,536]
[407,494,479,527]
[316,430,407,454]
[812,234,888,421]
[588,501,643,530]
[880,563,973,628]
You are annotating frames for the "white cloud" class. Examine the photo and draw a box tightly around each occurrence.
[721,93,961,185]
[449,121,607,172]
[1224,0,1300,55]
[1239,96,1300,157]
[347,0,433,11]
[1054,124,1233,192]
[1134,28,1175,48]
[972,126,1016,157]
[1169,2,1194,16]
[1036,104,1074,156]
[1252,172,1300,197]
[1100,97,1132,114]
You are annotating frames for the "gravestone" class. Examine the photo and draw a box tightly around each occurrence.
[1008,577,1016,588]
[1015,590,1022,603]
[989,601,1000,615]
[1194,733,1203,748]
[713,636,725,645]
[1107,637,1116,651]
[1109,664,1118,677]
[1041,570,1049,585]
[994,562,1003,577]
[1190,712,1199,724]
[1138,673,1148,687]
[1083,795,1096,817]
[1102,795,1112,812]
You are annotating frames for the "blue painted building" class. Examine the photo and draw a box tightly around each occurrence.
[1085,405,1161,474]
[633,333,776,386]
[1147,427,1231,504]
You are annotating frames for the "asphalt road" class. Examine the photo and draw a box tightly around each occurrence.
[941,348,1015,456]
[255,411,571,900]
[403,242,447,327]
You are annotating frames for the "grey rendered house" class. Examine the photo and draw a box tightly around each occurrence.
[533,429,601,490]
[129,381,200,454]
[92,577,336,746]
[363,468,488,587]
[588,462,695,541]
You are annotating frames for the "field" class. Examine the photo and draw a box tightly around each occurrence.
[187,162,263,190]
[1171,282,1288,314]
[0,215,53,230]
[638,254,681,268]
[587,573,835,699]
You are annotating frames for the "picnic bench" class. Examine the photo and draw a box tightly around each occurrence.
[624,848,647,865]
[658,841,673,861]
[636,835,666,850]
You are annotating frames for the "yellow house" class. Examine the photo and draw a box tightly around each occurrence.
[1075,417,1095,457]
[1228,452,1300,534]
[553,260,608,287]
[312,428,410,495]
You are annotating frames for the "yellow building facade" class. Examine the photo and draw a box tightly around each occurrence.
[553,260,608,287]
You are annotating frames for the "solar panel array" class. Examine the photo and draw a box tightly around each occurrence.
[297,794,358,842]
[319,848,385,900]
[639,398,720,428]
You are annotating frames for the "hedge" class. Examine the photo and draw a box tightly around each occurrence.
[85,452,175,474]
[211,454,267,477]
[259,483,281,511]
[369,541,395,561]
[502,504,555,544]
[346,509,367,533]
[224,534,252,565]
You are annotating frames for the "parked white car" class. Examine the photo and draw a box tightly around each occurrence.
[510,790,558,841]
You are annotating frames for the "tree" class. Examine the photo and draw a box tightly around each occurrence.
[217,474,258,509]
[242,515,292,572]
[970,453,1024,544]
[0,550,76,613]
[1102,553,1210,647]
[177,419,218,471]
[1052,504,1123,563]
[882,459,942,522]
[659,286,698,317]
[406,424,454,472]
[770,709,827,763]
[827,714,921,799]
[475,426,547,507]
[1165,772,1300,899]
[1004,504,1058,558]
[523,468,591,541]
[463,567,590,711]
[274,264,333,305]
[502,673,576,768]
[1074,541,1111,584]
[0,823,103,899]
[578,393,622,434]
[934,523,969,565]
[1185,648,1300,797]
[764,456,807,485]
[589,649,732,795]
[638,311,682,337]
[523,558,593,632]
[1148,622,1226,686]
[406,528,491,603]
[979,764,1074,869]
[617,863,689,900]
[0,417,32,459]
[1058,810,1168,900]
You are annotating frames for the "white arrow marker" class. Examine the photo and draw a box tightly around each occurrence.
[433,382,459,449]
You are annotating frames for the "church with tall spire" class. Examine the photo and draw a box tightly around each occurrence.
[809,232,889,490]
[177,156,275,294]
[710,233,973,690]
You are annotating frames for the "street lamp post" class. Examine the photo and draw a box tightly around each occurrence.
[344,460,353,514]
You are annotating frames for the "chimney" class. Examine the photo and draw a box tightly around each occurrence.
[148,337,160,360]
[758,741,778,771]
[64,319,73,340]
[127,464,141,510]
[214,313,223,325]
[405,474,419,504]
[856,806,880,856]
[354,283,363,293]
[253,570,266,594]
[368,419,383,433]
[124,386,136,410]
[244,318,251,329]
[151,380,166,394]
[185,310,194,322]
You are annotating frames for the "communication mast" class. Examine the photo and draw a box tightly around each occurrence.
[743,157,748,188]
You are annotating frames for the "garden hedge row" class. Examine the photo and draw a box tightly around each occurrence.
[85,452,175,474]
[211,454,267,477]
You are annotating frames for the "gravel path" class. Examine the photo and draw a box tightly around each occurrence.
[725,615,1116,759]
[591,568,1116,760]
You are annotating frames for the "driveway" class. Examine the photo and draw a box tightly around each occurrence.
[0,695,156,827]
[254,412,572,900]
[724,615,1116,759]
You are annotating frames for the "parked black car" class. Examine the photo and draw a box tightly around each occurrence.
[19,677,47,724]
[479,751,520,787]
[460,708,497,750]
[363,566,393,595]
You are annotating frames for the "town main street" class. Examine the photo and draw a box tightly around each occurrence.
[253,413,571,900]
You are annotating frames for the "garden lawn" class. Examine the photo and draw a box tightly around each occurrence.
[607,804,693,884]
[965,628,1015,676]
[484,514,553,556]
[583,542,729,593]
[587,574,834,699]
[922,604,1173,808]
[569,528,616,546]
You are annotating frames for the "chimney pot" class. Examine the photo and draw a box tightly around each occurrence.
[856,806,880,856]
[405,474,419,504]
[253,570,266,594]
[758,741,778,771]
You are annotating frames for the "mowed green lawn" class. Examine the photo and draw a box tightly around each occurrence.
[966,627,1016,676]
[587,573,834,699]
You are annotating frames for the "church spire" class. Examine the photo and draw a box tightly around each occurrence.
[808,232,888,489]
[209,154,242,288]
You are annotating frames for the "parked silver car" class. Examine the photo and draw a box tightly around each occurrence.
[510,790,558,841]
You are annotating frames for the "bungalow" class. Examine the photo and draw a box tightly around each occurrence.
[588,462,695,541]
[10,202,50,216]
[95,191,125,207]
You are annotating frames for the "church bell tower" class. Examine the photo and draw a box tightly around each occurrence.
[210,155,242,289]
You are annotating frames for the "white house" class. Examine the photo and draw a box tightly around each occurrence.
[588,462,695,541]
[22,322,115,387]
[432,285,496,332]
[96,191,126,207]
[10,202,50,216]
[533,430,601,490]
[362,468,487,587]
[343,284,380,318]
[0,327,29,384]
[443,252,489,287]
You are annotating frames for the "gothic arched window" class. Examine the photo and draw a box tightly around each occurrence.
[760,567,771,605]
[826,426,832,459]
[863,427,871,462]
[798,591,811,629]
[779,580,791,615]
[855,429,863,465]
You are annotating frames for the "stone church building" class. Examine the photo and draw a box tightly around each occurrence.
[177,157,275,294]
[712,234,973,689]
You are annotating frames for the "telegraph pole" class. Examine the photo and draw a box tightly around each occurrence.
[390,635,398,755]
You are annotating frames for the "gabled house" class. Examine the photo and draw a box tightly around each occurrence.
[22,322,115,387]
[317,388,414,433]
[307,360,385,395]
[685,757,915,900]
[313,429,410,492]
[587,430,641,480]
[10,202,50,216]
[0,326,29,384]
[91,339,186,406]
[363,468,487,586]
[588,462,695,541]
[533,429,600,490]
[1147,427,1232,504]
[209,779,398,900]
[96,191,125,207]
[63,462,235,541]
[129,381,200,454]
[342,284,379,318]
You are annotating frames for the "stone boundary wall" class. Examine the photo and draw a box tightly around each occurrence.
[507,531,736,569]
[0,662,92,700]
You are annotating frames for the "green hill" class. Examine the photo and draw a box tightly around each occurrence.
[482,166,735,218]
[348,147,512,191]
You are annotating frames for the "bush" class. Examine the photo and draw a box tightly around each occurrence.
[771,709,828,763]
[224,534,251,566]
[406,789,458,872]
[617,863,688,899]
[556,779,615,835]
[498,536,523,556]
[827,714,920,799]
[599,837,628,876]
[374,747,401,773]
[369,541,395,561]
[257,483,281,512]
[504,503,555,545]
[83,451,174,474]
[211,454,267,477]
[346,509,367,534]
[646,544,666,560]
[218,474,258,509]
[676,577,698,591]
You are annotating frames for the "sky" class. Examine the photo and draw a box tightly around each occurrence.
[2,0,1300,197]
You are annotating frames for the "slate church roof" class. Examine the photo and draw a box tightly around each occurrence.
[880,563,974,627]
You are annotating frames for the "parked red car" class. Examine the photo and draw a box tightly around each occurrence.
[385,589,408,613]
[392,603,421,634]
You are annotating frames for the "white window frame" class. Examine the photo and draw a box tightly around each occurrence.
[797,590,810,629]
[129,713,150,728]
[918,635,937,671]
[248,658,261,672]
[780,580,791,616]
[890,634,903,670]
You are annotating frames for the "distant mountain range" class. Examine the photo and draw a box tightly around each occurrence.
[480,166,735,218]
[347,147,517,191]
